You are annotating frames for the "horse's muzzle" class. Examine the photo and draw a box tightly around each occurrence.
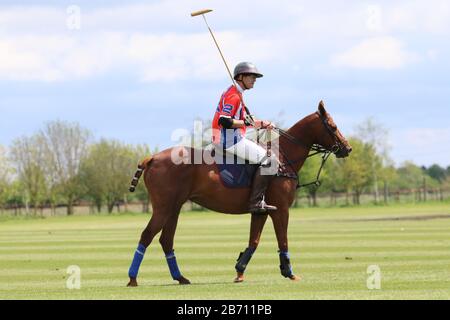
[335,145,352,158]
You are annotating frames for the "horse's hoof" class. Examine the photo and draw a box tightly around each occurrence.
[234,273,244,283]
[289,274,301,281]
[127,278,138,287]
[177,276,191,285]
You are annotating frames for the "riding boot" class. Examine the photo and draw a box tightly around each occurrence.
[248,166,277,214]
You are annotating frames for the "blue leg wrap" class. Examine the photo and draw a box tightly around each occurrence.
[235,247,256,273]
[165,250,182,280]
[279,250,294,278]
[128,243,146,278]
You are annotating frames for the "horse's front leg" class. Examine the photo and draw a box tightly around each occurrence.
[270,208,301,281]
[234,213,268,283]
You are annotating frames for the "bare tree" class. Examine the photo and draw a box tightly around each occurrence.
[9,136,48,215]
[355,117,391,204]
[39,121,92,215]
[0,145,13,212]
[0,145,10,184]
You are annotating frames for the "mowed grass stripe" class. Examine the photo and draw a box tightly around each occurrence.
[1,227,450,238]
[2,254,449,270]
[1,244,449,258]
[2,258,450,278]
[2,225,449,240]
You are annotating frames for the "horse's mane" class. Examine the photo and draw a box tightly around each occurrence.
[286,111,319,136]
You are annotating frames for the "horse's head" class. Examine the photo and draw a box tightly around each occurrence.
[313,101,352,158]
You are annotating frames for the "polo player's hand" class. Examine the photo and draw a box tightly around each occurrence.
[259,120,274,130]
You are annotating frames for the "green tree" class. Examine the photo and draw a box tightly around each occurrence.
[394,162,439,202]
[395,162,425,190]
[425,164,447,183]
[132,144,155,213]
[298,152,329,206]
[442,176,450,198]
[379,165,398,203]
[335,137,376,205]
[5,181,23,215]
[39,121,92,215]
[0,145,13,212]
[10,136,48,215]
[80,139,137,213]
[319,156,347,205]
[79,148,105,213]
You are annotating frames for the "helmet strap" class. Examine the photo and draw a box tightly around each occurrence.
[236,76,249,90]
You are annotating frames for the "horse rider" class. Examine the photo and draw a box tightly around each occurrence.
[212,62,278,214]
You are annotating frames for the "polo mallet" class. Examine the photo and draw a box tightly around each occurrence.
[190,9,255,126]
[190,9,236,86]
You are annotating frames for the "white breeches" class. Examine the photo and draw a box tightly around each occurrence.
[224,137,278,175]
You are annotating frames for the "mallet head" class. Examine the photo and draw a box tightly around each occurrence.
[190,9,213,17]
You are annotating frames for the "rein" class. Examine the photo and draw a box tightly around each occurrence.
[253,111,342,189]
[275,127,333,189]
[258,115,338,189]
[297,151,332,188]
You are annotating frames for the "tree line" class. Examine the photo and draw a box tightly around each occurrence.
[0,121,152,215]
[298,138,450,206]
[298,118,450,206]
[0,119,449,215]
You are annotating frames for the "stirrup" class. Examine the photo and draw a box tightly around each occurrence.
[249,201,277,214]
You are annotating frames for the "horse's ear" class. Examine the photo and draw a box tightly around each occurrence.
[318,100,326,116]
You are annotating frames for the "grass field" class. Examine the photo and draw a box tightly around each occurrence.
[0,202,449,300]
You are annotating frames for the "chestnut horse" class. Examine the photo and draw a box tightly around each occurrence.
[127,101,351,286]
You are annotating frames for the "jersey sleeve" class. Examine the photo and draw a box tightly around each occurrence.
[219,94,241,118]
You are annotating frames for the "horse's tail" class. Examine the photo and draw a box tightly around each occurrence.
[129,156,153,192]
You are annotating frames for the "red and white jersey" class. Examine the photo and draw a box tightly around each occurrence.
[212,85,247,148]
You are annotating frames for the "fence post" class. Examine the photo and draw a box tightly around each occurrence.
[423,177,427,202]
[383,181,388,204]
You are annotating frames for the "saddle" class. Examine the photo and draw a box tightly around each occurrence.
[208,145,296,189]
[211,146,258,188]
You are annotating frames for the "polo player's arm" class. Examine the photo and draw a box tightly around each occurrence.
[226,118,272,129]
[218,116,245,129]
[218,93,247,129]
[231,119,246,128]
[219,117,271,129]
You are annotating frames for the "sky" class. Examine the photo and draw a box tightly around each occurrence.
[0,0,449,167]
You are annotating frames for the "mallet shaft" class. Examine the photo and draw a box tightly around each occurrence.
[202,15,235,86]
[190,8,255,125]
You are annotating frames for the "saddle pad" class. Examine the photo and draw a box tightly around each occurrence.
[213,149,258,188]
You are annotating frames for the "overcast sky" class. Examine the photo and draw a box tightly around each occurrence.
[0,0,449,167]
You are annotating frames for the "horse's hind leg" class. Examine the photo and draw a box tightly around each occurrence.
[159,212,190,285]
[127,208,171,287]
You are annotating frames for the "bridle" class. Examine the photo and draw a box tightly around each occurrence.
[263,111,346,189]
[318,112,347,156]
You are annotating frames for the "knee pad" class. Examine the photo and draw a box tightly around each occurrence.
[261,153,277,166]
[260,154,278,175]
